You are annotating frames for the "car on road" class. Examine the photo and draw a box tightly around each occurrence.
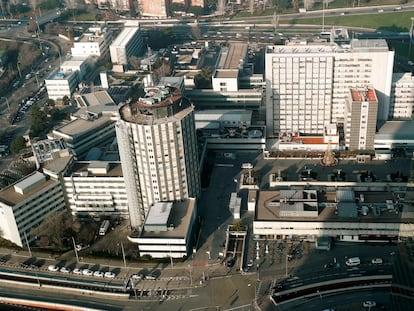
[362,301,376,308]
[82,269,93,276]
[371,257,383,264]
[131,273,144,280]
[324,263,334,268]
[93,271,104,277]
[60,267,71,273]
[345,257,360,266]
[104,271,116,278]
[48,265,59,272]
[73,268,82,274]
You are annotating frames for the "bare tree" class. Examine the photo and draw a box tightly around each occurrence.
[129,56,141,70]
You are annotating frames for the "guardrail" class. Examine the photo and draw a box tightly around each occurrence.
[270,275,392,306]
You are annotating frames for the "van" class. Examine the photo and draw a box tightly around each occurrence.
[346,257,360,266]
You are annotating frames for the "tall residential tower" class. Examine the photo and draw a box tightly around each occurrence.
[265,39,394,137]
[116,85,200,229]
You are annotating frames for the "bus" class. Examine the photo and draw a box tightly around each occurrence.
[99,220,110,236]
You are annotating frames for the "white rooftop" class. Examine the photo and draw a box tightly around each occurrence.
[111,27,138,47]
[145,202,173,225]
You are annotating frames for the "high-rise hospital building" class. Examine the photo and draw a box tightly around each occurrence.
[265,39,394,137]
[116,85,201,229]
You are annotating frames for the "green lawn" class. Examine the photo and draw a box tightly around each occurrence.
[284,11,414,32]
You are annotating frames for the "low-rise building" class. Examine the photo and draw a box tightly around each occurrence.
[109,25,144,70]
[253,187,414,242]
[63,161,128,219]
[45,70,79,101]
[48,93,117,159]
[71,26,112,58]
[129,199,198,258]
[0,172,66,247]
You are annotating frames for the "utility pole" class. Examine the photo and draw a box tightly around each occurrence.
[72,236,79,263]
[24,232,32,257]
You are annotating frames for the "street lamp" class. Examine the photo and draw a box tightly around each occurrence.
[285,254,292,277]
[409,17,414,58]
[0,97,10,114]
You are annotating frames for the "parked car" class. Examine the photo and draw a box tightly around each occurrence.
[60,267,71,273]
[48,265,59,272]
[146,274,157,280]
[82,269,93,276]
[227,258,235,268]
[104,271,116,278]
[93,271,104,277]
[131,273,144,280]
[73,268,82,274]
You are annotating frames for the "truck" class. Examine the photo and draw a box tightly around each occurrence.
[99,220,110,236]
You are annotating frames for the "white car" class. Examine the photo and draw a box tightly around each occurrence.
[73,268,82,274]
[104,271,116,278]
[131,273,144,280]
[60,267,71,273]
[48,265,59,272]
[371,258,383,264]
[362,301,376,308]
[93,271,104,277]
[146,274,157,280]
[82,269,93,276]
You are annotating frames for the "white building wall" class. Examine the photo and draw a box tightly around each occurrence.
[265,40,394,137]
[0,178,66,247]
[0,203,21,246]
[390,73,414,120]
[212,77,238,92]
[64,175,128,218]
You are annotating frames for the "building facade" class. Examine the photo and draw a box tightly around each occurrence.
[109,26,144,66]
[389,72,414,120]
[116,85,201,229]
[71,27,112,58]
[63,161,129,219]
[265,39,394,137]
[344,88,378,150]
[45,70,79,101]
[0,172,66,247]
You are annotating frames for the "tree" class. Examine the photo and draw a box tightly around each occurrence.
[152,58,172,84]
[30,106,48,136]
[105,62,113,71]
[47,99,55,107]
[129,56,141,70]
[30,210,74,250]
[10,136,26,154]
[187,6,204,16]
[62,95,70,105]
[194,66,213,89]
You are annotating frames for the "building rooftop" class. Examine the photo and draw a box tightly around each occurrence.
[52,115,113,138]
[256,189,409,223]
[69,161,123,177]
[218,43,247,70]
[140,198,196,238]
[350,88,377,102]
[0,172,56,206]
[75,91,115,107]
[111,27,138,47]
[376,121,414,142]
[214,70,239,79]
[145,202,173,228]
